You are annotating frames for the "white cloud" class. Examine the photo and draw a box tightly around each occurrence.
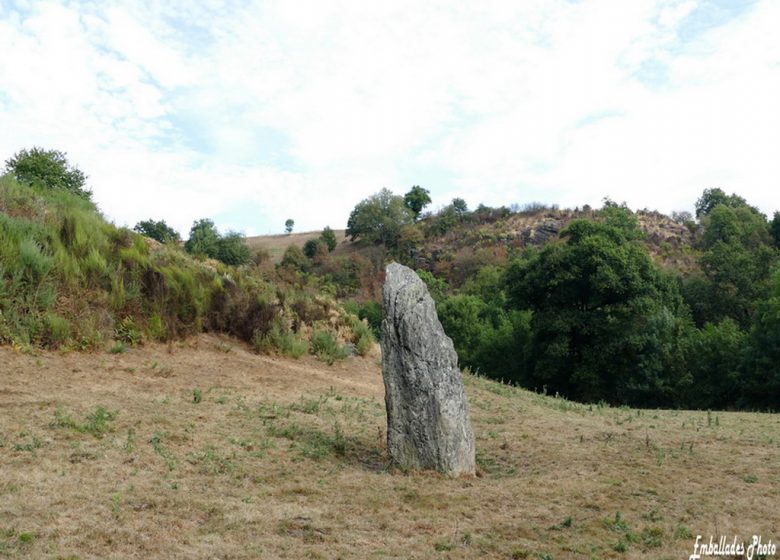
[0,0,778,239]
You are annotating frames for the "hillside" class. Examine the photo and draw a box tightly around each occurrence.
[0,174,370,357]
[1,336,778,559]
[245,230,350,264]
[245,207,698,284]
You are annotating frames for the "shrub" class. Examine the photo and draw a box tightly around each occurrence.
[215,232,251,266]
[133,219,180,244]
[358,300,382,337]
[41,313,71,348]
[279,245,308,271]
[115,317,142,345]
[310,330,348,365]
[320,226,337,251]
[351,319,375,356]
[252,322,309,358]
[303,238,325,258]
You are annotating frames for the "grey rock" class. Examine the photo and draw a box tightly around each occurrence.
[520,220,563,246]
[380,262,475,476]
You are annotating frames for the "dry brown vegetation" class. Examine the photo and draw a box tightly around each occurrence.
[1,335,778,559]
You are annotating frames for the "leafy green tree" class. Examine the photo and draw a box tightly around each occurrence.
[741,265,780,408]
[303,238,326,259]
[346,188,414,247]
[133,219,181,244]
[320,226,337,252]
[684,318,745,409]
[769,211,780,249]
[184,219,220,258]
[215,232,251,265]
[505,216,689,405]
[694,187,757,218]
[285,219,294,234]
[688,203,775,329]
[403,185,431,219]
[437,293,532,384]
[452,197,469,218]
[5,147,90,200]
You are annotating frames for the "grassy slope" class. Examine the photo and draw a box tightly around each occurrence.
[1,335,778,559]
[245,230,349,264]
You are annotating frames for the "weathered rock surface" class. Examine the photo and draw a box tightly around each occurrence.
[381,262,475,476]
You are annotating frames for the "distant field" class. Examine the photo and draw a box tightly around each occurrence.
[245,229,349,263]
[1,335,778,559]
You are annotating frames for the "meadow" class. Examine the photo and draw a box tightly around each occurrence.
[1,335,778,559]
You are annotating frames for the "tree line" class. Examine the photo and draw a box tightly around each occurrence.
[346,186,780,411]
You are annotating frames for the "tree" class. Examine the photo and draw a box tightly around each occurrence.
[741,265,780,408]
[769,211,780,249]
[346,188,414,247]
[303,238,326,258]
[403,186,431,219]
[694,187,758,219]
[687,203,775,329]
[184,219,220,258]
[285,219,295,234]
[684,319,745,409]
[320,226,337,252]
[671,210,694,225]
[215,232,252,266]
[5,147,90,200]
[505,215,689,405]
[133,219,181,244]
[452,197,469,218]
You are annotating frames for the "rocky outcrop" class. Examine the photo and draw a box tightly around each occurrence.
[380,263,475,476]
[520,220,564,245]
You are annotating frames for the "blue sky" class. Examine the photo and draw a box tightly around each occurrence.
[1,0,778,236]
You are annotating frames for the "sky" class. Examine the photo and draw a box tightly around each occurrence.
[0,0,778,237]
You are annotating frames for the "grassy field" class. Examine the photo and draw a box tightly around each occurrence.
[245,230,349,264]
[0,335,778,559]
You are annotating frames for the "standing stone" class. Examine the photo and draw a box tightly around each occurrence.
[381,262,476,476]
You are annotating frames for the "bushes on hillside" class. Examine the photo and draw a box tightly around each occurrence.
[5,147,91,200]
[184,219,251,266]
[0,174,365,362]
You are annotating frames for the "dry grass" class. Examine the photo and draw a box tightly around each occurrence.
[1,335,778,559]
[245,230,349,264]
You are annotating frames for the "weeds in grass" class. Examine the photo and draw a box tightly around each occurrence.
[192,388,203,404]
[124,428,135,452]
[433,540,455,551]
[149,431,176,470]
[674,524,693,540]
[186,446,235,475]
[641,527,663,548]
[51,406,117,438]
[110,493,122,519]
[13,432,44,453]
[267,420,348,461]
[549,516,573,530]
[290,395,327,414]
[109,341,126,354]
